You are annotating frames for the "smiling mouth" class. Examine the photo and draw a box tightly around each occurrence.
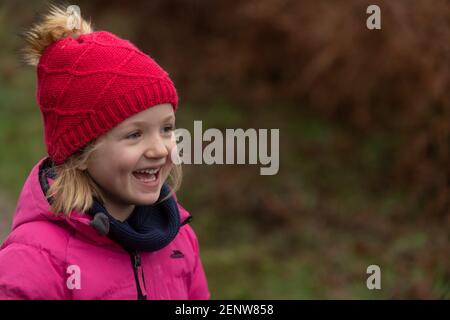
[132,167,161,183]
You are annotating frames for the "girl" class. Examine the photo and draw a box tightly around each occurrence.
[0,6,210,300]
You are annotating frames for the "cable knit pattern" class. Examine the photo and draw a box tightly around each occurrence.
[36,31,178,165]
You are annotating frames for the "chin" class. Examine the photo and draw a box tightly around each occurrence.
[136,191,161,206]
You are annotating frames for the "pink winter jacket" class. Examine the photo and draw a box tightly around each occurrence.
[0,158,210,300]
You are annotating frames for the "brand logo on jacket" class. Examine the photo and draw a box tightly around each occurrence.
[170,250,184,259]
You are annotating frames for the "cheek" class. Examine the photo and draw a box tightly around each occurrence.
[88,153,136,187]
[88,162,119,189]
[167,138,178,162]
[161,163,173,182]
[159,144,173,179]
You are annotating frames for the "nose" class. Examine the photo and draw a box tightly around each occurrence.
[144,136,169,159]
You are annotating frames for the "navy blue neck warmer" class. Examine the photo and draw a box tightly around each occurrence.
[87,184,181,252]
[39,157,181,252]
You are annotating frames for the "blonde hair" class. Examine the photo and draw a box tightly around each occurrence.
[46,139,183,217]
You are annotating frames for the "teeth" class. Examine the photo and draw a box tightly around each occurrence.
[135,168,160,174]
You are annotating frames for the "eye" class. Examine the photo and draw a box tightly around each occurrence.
[126,131,142,139]
[163,124,175,134]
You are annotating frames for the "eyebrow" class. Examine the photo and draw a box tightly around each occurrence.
[124,115,175,128]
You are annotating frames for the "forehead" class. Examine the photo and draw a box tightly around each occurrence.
[116,103,174,128]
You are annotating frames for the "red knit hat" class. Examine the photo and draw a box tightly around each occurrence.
[24,6,178,165]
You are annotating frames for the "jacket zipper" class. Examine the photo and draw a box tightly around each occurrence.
[129,250,147,300]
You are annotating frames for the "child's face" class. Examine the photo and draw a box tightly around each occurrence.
[85,103,176,210]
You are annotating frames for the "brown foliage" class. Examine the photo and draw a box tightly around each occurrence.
[79,0,449,217]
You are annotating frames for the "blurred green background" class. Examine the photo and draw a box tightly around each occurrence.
[0,0,448,299]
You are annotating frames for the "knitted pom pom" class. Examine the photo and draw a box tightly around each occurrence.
[22,5,92,66]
